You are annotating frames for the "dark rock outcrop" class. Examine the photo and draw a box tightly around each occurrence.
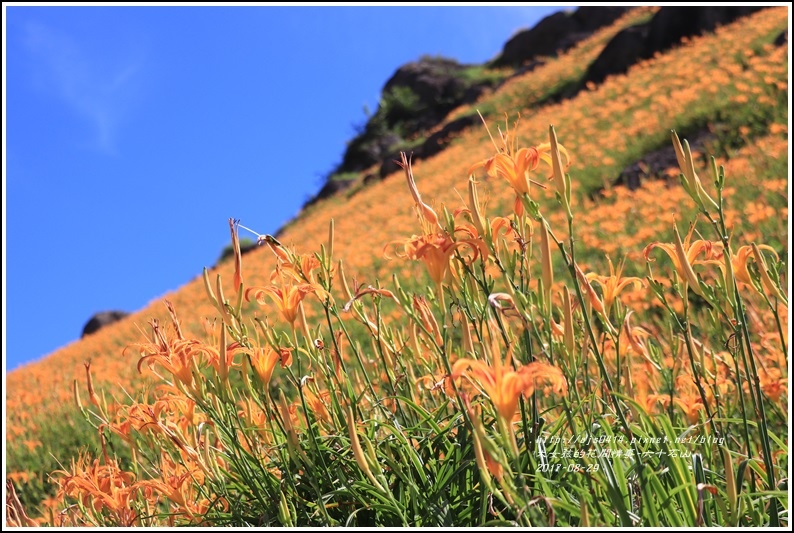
[645,6,765,55]
[338,132,404,178]
[583,24,651,86]
[82,310,129,338]
[583,7,767,86]
[303,57,499,207]
[338,56,494,180]
[380,57,483,134]
[378,113,481,179]
[492,7,630,67]
[611,130,715,192]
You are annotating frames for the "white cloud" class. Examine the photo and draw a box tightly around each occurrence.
[23,21,142,154]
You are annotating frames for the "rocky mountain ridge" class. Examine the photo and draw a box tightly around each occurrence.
[300,6,767,211]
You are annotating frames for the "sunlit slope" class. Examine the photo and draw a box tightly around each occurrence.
[6,6,788,502]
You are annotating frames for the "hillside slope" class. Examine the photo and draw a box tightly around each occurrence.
[6,6,789,517]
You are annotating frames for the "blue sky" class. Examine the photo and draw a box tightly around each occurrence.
[4,4,570,372]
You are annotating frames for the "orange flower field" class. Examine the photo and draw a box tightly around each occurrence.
[5,7,789,527]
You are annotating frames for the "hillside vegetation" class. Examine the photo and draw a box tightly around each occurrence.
[6,7,789,526]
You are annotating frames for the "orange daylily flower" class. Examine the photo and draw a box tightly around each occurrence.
[710,242,786,303]
[550,318,566,338]
[585,256,645,314]
[731,244,762,286]
[303,387,333,426]
[106,399,171,444]
[626,361,665,418]
[452,346,567,421]
[392,230,485,288]
[462,396,506,483]
[621,311,654,363]
[246,283,319,326]
[618,312,662,417]
[54,454,140,523]
[758,366,787,403]
[469,147,547,196]
[458,175,518,255]
[392,151,487,291]
[127,320,207,391]
[249,345,293,387]
[672,374,706,425]
[468,116,570,214]
[483,446,504,482]
[200,340,246,380]
[453,206,515,258]
[277,252,324,286]
[468,129,569,197]
[6,479,37,527]
[137,453,212,521]
[644,223,721,297]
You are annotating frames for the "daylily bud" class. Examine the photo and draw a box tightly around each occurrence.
[203,267,219,308]
[673,224,705,297]
[461,312,474,354]
[722,247,738,308]
[218,326,229,389]
[467,177,487,239]
[471,416,491,484]
[580,498,590,528]
[751,243,787,305]
[413,295,443,346]
[84,361,100,407]
[549,125,573,218]
[278,391,301,463]
[574,263,615,335]
[709,156,724,191]
[401,152,441,232]
[73,379,83,411]
[346,407,386,493]
[327,218,335,264]
[297,301,312,342]
[721,447,737,518]
[215,273,234,328]
[540,220,554,315]
[240,356,253,396]
[487,293,527,327]
[563,286,575,355]
[472,409,503,484]
[278,489,292,526]
[671,131,718,211]
[574,264,601,314]
[338,260,353,302]
[229,218,244,293]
